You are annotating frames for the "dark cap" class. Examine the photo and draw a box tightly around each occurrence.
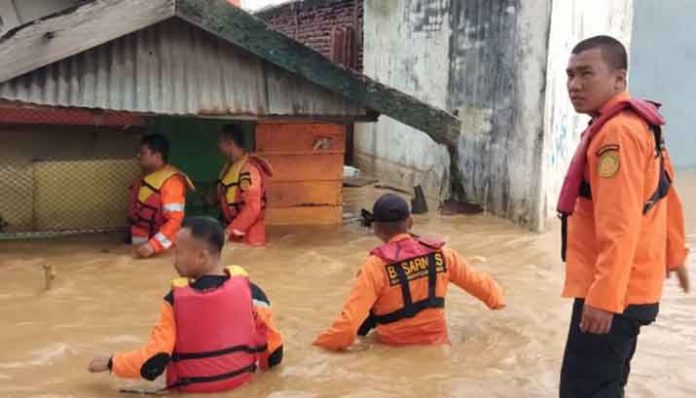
[372,193,410,222]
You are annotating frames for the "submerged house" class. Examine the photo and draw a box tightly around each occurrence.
[0,0,459,236]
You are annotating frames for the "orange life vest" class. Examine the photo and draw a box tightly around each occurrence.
[557,99,670,261]
[128,166,193,238]
[217,155,272,225]
[367,237,447,326]
[166,266,267,393]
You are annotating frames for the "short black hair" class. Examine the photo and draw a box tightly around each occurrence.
[572,35,628,71]
[219,124,246,149]
[182,216,225,255]
[141,134,170,163]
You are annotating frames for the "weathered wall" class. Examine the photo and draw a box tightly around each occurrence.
[630,0,695,169]
[257,0,363,70]
[354,0,452,200]
[540,0,633,226]
[354,0,552,226]
[448,0,550,227]
[356,0,632,228]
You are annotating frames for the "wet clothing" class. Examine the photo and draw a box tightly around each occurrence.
[128,166,194,253]
[560,299,657,398]
[559,92,688,397]
[562,92,689,314]
[313,234,504,350]
[218,154,273,247]
[110,267,283,389]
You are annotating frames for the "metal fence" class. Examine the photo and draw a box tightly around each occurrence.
[0,158,141,238]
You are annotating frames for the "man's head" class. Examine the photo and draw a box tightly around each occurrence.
[137,134,169,172]
[567,35,628,115]
[218,124,247,162]
[174,217,225,278]
[371,193,413,243]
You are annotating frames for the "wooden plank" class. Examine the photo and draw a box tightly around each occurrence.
[176,0,462,145]
[266,205,342,225]
[266,180,342,208]
[256,122,346,153]
[261,153,343,182]
[0,0,175,83]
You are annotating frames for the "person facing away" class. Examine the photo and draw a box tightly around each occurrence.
[313,193,505,351]
[216,124,273,247]
[88,217,284,393]
[128,134,195,259]
[557,35,690,398]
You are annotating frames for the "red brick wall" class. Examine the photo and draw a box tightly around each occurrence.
[256,0,363,71]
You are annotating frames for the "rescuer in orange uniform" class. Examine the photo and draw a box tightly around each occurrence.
[558,36,690,397]
[128,134,194,258]
[88,217,283,393]
[313,193,505,350]
[216,124,273,247]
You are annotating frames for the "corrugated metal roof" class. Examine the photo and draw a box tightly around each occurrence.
[0,18,368,118]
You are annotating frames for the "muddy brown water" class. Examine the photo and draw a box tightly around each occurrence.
[1,171,695,398]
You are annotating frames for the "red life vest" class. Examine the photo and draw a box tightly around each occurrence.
[128,166,192,238]
[165,270,267,393]
[556,98,670,261]
[218,155,273,225]
[366,237,447,326]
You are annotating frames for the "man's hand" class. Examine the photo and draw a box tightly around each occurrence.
[580,304,613,334]
[228,229,245,242]
[87,355,111,373]
[135,243,156,258]
[670,265,690,293]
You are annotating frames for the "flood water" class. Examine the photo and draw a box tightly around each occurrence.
[1,170,694,398]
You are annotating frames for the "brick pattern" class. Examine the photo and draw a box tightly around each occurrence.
[258,0,364,71]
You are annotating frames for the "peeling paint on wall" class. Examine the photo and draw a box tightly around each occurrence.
[356,0,631,229]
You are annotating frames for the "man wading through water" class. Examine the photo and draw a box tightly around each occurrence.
[557,35,690,397]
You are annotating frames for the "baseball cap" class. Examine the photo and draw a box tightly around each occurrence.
[372,193,410,222]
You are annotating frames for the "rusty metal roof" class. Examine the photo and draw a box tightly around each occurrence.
[0,0,461,143]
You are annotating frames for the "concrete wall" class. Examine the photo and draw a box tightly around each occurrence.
[540,0,633,225]
[355,0,632,228]
[630,0,696,169]
[354,0,452,201]
[354,0,551,227]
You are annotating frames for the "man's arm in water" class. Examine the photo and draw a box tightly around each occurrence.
[445,248,505,310]
[313,257,384,351]
[87,299,177,379]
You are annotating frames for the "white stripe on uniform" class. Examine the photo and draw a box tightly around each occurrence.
[154,232,173,249]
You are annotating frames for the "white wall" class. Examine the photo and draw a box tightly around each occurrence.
[540,0,633,225]
[354,0,451,199]
[630,0,696,169]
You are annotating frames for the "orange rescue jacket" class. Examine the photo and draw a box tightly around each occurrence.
[218,154,273,246]
[313,234,504,350]
[562,92,689,313]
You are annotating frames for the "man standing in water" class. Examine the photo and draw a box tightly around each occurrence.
[216,124,273,247]
[128,134,194,258]
[558,36,690,397]
[314,193,504,350]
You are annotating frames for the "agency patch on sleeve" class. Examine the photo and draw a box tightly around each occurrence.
[597,150,620,178]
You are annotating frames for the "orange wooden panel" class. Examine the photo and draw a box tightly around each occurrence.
[266,180,342,208]
[266,206,343,225]
[255,122,346,153]
[262,153,343,182]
